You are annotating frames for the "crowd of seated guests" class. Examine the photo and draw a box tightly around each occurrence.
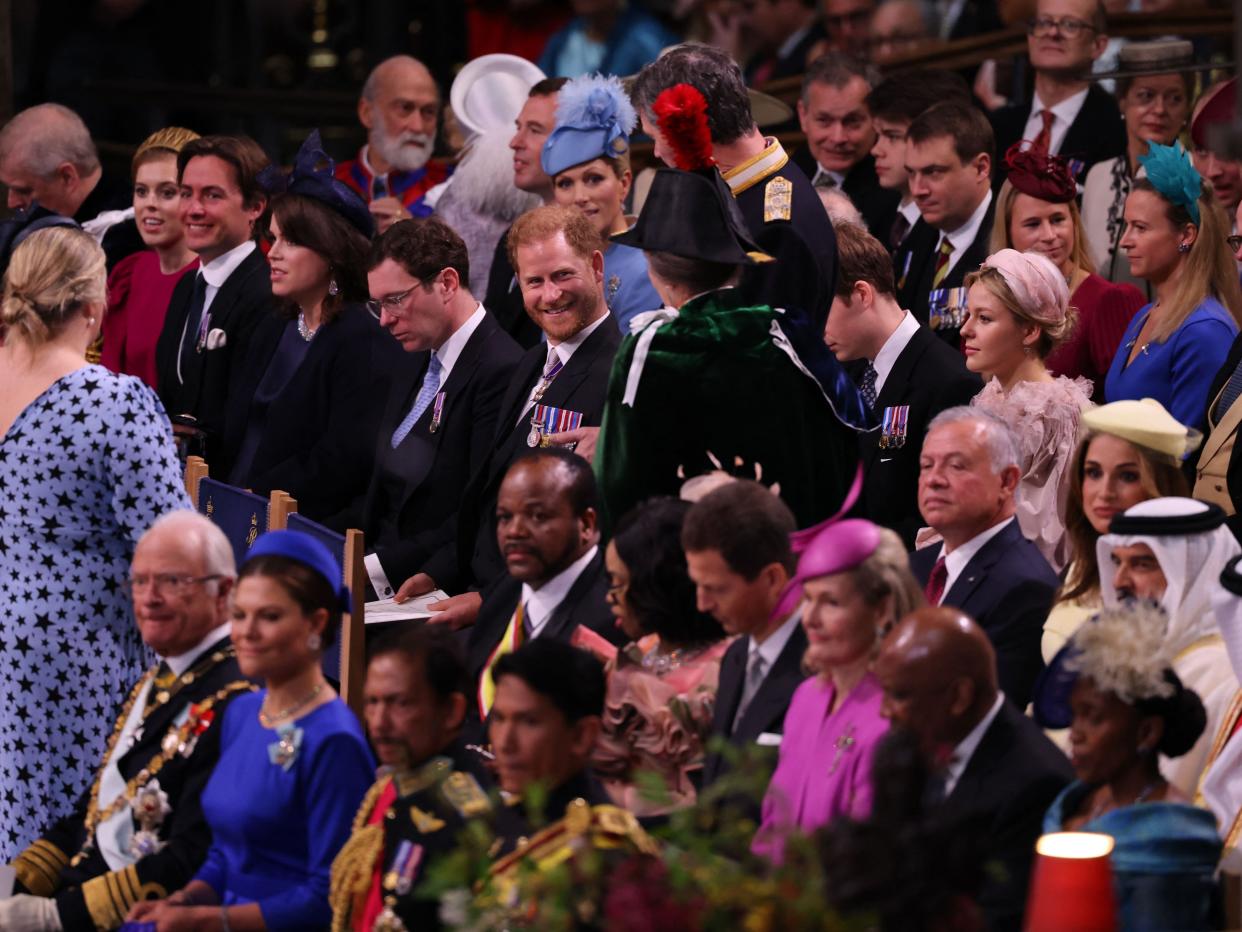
[3,1,1242,927]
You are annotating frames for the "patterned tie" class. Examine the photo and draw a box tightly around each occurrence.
[814,169,837,189]
[177,272,208,381]
[1031,109,1056,155]
[859,362,879,410]
[391,353,442,448]
[889,212,911,250]
[924,556,948,605]
[1214,358,1242,423]
[931,237,954,289]
[732,650,767,734]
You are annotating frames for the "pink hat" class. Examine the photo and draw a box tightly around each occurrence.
[980,249,1069,330]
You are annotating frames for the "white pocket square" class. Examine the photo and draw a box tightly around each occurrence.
[756,732,783,747]
[205,328,227,350]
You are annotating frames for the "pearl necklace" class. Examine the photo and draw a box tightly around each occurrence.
[296,310,319,342]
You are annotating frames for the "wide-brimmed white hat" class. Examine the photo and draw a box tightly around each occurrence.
[451,54,546,138]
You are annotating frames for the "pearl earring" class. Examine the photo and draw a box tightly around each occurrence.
[307,632,322,651]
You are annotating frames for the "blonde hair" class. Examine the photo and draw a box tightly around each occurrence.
[131,126,200,177]
[963,264,1077,358]
[989,178,1095,275]
[1,226,105,348]
[850,527,926,633]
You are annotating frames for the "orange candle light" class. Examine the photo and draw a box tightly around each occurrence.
[1023,832,1119,932]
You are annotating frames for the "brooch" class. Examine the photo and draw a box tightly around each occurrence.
[268,723,304,771]
[129,780,171,858]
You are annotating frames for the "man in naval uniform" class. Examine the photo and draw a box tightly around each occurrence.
[0,513,253,931]
[330,626,491,932]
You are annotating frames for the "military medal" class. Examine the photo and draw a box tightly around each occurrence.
[428,392,446,434]
[530,357,565,407]
[880,405,910,449]
[896,250,913,291]
[946,287,967,329]
[528,404,583,448]
[763,176,793,222]
[928,287,947,331]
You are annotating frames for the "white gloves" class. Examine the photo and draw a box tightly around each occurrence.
[0,894,62,931]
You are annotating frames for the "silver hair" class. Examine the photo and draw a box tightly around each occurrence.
[822,190,865,227]
[143,510,236,591]
[360,55,433,103]
[0,103,99,177]
[927,405,1021,474]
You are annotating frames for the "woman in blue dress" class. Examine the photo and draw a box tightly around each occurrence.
[542,73,663,334]
[128,531,374,930]
[1033,601,1221,931]
[0,226,190,859]
[1104,142,1242,432]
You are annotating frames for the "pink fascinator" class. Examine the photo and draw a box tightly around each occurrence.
[980,248,1069,329]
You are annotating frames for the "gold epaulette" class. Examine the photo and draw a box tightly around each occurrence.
[11,838,69,897]
[82,864,166,930]
[330,775,393,932]
[489,799,658,879]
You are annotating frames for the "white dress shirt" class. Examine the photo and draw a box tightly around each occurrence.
[97,622,232,870]
[933,516,1015,604]
[871,311,921,396]
[198,239,257,319]
[518,311,612,420]
[1021,88,1089,158]
[934,189,993,279]
[521,544,599,639]
[942,692,1005,798]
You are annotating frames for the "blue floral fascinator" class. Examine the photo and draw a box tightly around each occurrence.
[1138,141,1203,226]
[258,130,374,238]
[541,73,637,178]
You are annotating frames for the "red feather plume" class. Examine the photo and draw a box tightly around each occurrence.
[652,84,715,171]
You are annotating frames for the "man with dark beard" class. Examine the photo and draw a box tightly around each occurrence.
[336,55,453,233]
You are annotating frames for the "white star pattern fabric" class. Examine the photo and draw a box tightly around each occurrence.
[0,366,191,858]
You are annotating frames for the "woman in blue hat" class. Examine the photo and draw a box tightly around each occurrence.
[128,530,375,931]
[541,74,663,335]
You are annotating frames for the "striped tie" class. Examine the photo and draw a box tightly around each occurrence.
[932,237,954,289]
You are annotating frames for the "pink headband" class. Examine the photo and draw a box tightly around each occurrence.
[980,249,1068,329]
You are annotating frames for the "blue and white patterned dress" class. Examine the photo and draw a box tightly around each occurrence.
[0,365,190,858]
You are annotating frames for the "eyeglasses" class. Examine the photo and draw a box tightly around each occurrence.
[1026,16,1097,38]
[1227,235,1242,252]
[605,579,628,605]
[128,573,222,596]
[365,284,420,320]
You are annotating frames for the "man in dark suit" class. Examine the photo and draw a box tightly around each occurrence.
[875,607,1072,931]
[792,54,900,242]
[483,77,566,350]
[396,205,620,630]
[2,513,253,930]
[989,0,1123,189]
[632,43,838,330]
[682,481,808,791]
[155,135,272,474]
[360,218,522,599]
[826,223,981,546]
[1193,329,1242,518]
[469,449,622,729]
[897,101,996,348]
[739,0,825,86]
[909,407,1059,707]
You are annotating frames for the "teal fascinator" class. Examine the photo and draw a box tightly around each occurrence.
[1138,142,1203,226]
[541,73,637,178]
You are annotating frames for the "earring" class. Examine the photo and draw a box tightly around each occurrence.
[307,632,322,651]
[86,316,95,327]
[327,277,339,296]
[1178,242,1191,253]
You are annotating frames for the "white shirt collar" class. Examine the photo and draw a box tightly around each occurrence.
[871,311,920,395]
[521,545,599,639]
[1026,87,1090,156]
[943,692,1005,797]
[898,198,922,225]
[937,188,993,267]
[197,239,256,289]
[749,606,802,671]
[936,516,1014,603]
[434,303,486,383]
[164,621,232,677]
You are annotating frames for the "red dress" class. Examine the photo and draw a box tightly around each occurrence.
[101,250,198,389]
[1046,273,1145,404]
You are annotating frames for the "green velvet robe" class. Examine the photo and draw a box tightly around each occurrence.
[596,289,860,529]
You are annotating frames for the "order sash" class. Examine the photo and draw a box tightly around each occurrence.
[477,603,525,719]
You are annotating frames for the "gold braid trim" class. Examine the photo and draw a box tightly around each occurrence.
[82,865,142,931]
[11,838,69,896]
[329,776,393,932]
[73,680,256,867]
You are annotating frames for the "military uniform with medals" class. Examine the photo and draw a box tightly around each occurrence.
[9,637,252,930]
[330,746,492,932]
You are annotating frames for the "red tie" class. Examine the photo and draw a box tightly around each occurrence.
[1031,109,1055,154]
[925,556,948,605]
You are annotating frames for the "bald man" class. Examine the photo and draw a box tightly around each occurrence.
[335,55,452,231]
[875,607,1071,931]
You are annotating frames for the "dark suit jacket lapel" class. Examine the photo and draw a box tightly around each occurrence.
[712,638,747,738]
[943,521,1017,611]
[865,329,929,467]
[492,350,544,447]
[539,551,604,643]
[734,624,808,740]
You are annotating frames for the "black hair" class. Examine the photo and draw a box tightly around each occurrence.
[631,44,755,145]
[507,447,598,516]
[1135,669,1207,759]
[681,480,797,578]
[529,76,569,98]
[612,498,724,650]
[492,640,605,723]
[865,69,972,126]
[238,554,339,649]
[367,624,469,705]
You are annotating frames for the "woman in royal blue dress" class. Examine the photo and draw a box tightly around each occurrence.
[542,73,662,335]
[1104,142,1242,432]
[129,531,374,930]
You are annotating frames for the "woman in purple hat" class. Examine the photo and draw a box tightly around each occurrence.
[751,519,923,863]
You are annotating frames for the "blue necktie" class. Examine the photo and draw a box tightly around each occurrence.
[391,354,442,447]
[1215,358,1242,423]
[859,362,878,411]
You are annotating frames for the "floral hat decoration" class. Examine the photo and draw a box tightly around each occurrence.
[541,73,637,178]
[1138,142,1203,227]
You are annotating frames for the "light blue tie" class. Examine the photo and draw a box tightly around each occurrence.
[391,353,442,448]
